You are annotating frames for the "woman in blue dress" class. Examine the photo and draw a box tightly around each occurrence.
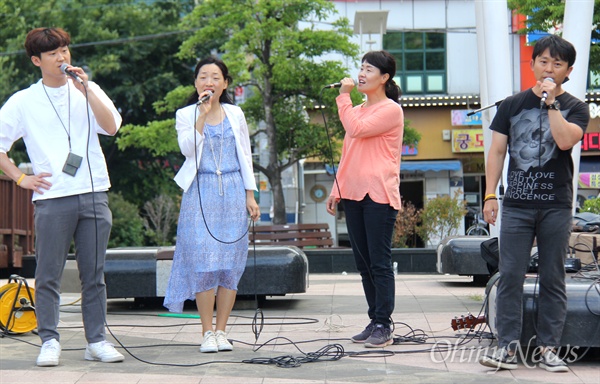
[164,57,260,353]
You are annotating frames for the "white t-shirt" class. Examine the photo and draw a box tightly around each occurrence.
[0,79,122,201]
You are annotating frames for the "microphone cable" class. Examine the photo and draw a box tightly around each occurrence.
[191,102,266,341]
[48,92,257,366]
[242,339,345,368]
[59,75,127,357]
[539,99,545,169]
[72,98,265,365]
[192,105,252,244]
[80,77,133,359]
[56,73,160,363]
[317,84,394,328]
[38,73,129,359]
[249,225,265,344]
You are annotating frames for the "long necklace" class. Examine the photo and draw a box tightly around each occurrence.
[42,81,71,151]
[205,106,224,196]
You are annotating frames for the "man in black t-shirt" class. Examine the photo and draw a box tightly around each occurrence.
[479,35,590,373]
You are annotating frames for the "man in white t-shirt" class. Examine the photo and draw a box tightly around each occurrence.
[0,27,124,367]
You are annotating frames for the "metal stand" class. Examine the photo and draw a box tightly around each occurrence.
[467,99,503,116]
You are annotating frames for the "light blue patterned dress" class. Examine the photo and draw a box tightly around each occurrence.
[164,115,248,313]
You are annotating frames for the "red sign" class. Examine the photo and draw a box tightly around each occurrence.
[582,133,600,152]
[234,86,244,97]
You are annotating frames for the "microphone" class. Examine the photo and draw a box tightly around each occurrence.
[196,90,213,105]
[324,79,356,89]
[540,77,554,105]
[60,63,83,84]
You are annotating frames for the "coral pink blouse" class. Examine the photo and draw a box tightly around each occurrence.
[330,93,404,210]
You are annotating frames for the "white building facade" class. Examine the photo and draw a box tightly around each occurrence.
[257,1,598,246]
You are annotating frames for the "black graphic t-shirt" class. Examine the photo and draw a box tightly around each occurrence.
[490,89,589,209]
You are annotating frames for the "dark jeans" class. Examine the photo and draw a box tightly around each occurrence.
[342,195,398,327]
[496,206,571,349]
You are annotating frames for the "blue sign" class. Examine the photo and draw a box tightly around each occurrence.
[451,110,482,126]
[402,145,418,156]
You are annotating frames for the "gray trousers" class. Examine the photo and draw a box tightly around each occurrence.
[496,205,571,349]
[33,192,112,344]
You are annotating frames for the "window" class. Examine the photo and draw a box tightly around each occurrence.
[384,32,447,95]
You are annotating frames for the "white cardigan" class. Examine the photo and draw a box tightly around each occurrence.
[173,103,257,193]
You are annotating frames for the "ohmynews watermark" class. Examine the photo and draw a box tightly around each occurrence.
[430,336,586,370]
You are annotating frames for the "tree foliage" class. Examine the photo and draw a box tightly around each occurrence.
[1,0,421,231]
[107,192,145,248]
[417,191,467,247]
[392,201,419,248]
[175,0,361,224]
[0,0,198,246]
[0,0,198,209]
[581,196,600,214]
[0,0,197,123]
[507,0,600,82]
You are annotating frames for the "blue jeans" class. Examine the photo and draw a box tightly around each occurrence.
[496,206,571,349]
[342,195,398,327]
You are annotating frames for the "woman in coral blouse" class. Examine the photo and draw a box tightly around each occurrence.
[326,50,404,348]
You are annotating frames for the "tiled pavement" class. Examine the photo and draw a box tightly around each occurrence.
[1,274,598,384]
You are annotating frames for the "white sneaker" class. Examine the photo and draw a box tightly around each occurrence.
[37,339,61,367]
[215,330,233,351]
[84,340,124,363]
[200,331,218,353]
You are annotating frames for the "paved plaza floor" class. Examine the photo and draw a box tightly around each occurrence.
[1,274,598,384]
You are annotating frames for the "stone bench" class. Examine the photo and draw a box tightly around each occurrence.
[60,245,309,302]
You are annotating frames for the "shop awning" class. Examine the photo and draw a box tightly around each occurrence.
[401,160,462,172]
[324,164,338,175]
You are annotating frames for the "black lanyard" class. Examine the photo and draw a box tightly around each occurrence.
[42,81,72,151]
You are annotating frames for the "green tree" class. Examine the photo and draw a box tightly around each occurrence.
[417,191,467,248]
[175,0,360,224]
[1,0,421,225]
[108,192,145,248]
[0,0,197,208]
[0,0,196,122]
[508,0,600,83]
[402,119,420,149]
[581,197,600,214]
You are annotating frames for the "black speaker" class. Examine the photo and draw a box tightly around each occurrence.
[486,273,600,347]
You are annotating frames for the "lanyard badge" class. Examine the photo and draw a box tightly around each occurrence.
[62,152,83,176]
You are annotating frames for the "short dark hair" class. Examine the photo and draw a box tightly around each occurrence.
[361,50,402,103]
[532,34,576,67]
[24,28,71,58]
